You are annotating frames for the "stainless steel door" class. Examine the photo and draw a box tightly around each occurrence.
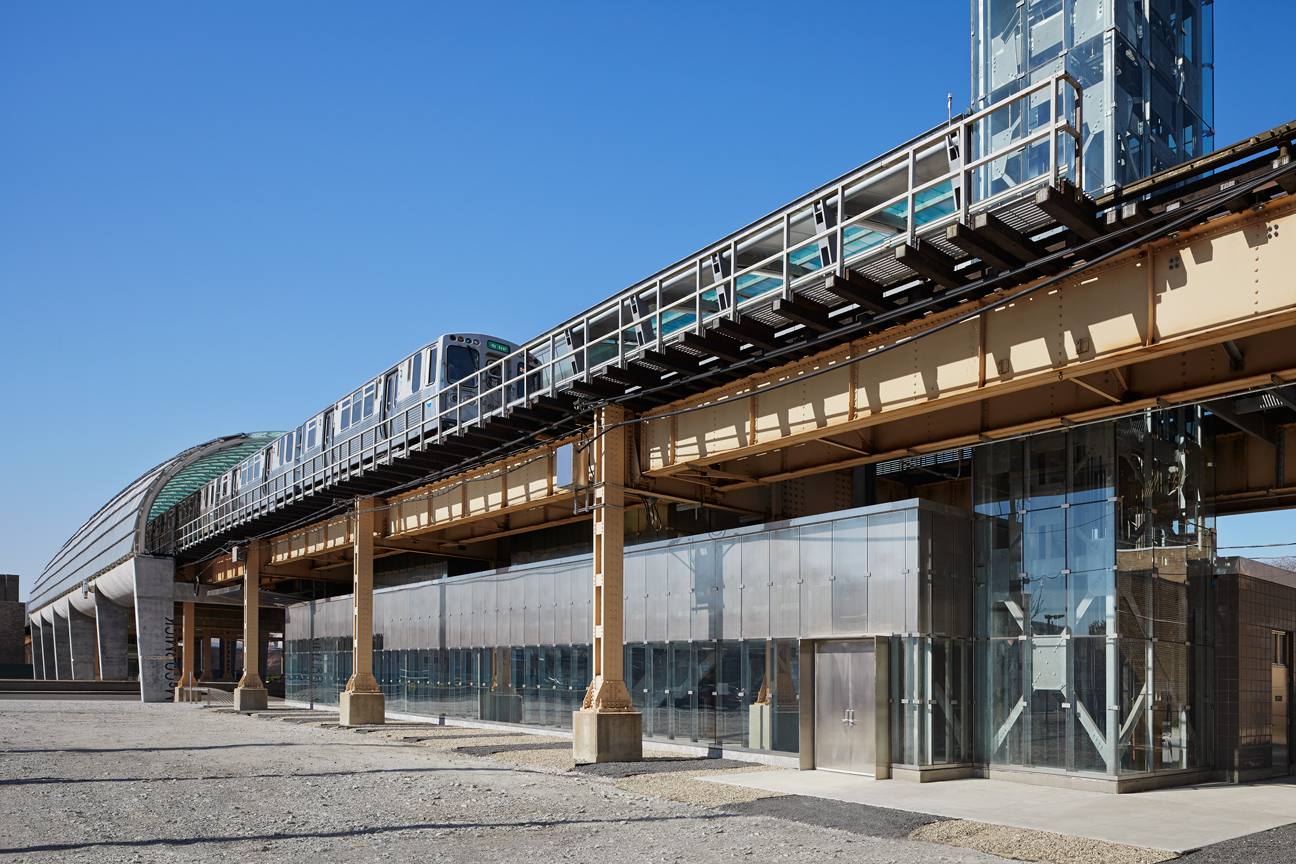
[815,640,876,775]
[1274,664,1290,774]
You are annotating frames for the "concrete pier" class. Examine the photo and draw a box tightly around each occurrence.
[94,589,130,681]
[68,607,97,680]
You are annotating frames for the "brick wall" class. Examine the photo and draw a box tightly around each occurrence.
[1213,559,1296,782]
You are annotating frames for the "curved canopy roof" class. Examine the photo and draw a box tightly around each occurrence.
[147,435,278,520]
[30,433,281,612]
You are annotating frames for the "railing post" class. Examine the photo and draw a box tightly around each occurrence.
[341,496,385,725]
[233,540,268,711]
[573,404,642,763]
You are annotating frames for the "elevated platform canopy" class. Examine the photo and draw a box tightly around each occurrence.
[29,432,281,614]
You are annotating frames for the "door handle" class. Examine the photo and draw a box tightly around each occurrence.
[842,708,855,726]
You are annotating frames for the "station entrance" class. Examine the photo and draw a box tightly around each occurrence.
[814,640,877,776]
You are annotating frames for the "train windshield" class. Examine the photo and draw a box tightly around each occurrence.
[445,345,480,385]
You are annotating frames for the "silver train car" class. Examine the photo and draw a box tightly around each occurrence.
[149,332,521,553]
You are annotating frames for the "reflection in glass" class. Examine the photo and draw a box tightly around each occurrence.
[974,409,1213,778]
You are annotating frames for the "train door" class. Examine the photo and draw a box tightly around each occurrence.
[381,369,398,441]
[815,640,877,775]
[322,409,334,469]
[292,424,304,493]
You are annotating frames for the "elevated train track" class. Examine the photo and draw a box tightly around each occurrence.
[155,97,1296,591]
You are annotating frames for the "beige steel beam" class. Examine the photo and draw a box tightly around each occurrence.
[212,188,1296,596]
[341,497,384,726]
[260,443,574,568]
[633,200,1296,479]
[573,405,642,763]
[233,541,267,711]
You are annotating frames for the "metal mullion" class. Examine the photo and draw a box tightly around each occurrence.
[907,145,918,245]
[960,115,972,225]
[618,290,627,365]
[654,280,663,353]
[694,257,703,338]
[581,312,591,381]
[782,212,791,301]
[1050,77,1059,185]
[834,184,845,275]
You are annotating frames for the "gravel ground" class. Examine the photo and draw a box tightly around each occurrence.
[572,757,763,779]
[911,820,1178,864]
[1175,822,1296,863]
[0,700,1014,864]
[721,795,949,840]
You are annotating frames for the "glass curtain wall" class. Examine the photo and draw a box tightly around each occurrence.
[972,0,1214,194]
[626,639,799,753]
[973,408,1213,777]
[287,637,799,752]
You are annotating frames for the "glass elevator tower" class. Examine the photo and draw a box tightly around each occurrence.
[972,0,1214,194]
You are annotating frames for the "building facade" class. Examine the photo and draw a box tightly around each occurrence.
[284,407,1292,790]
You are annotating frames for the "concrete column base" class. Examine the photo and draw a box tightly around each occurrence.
[233,687,268,712]
[340,691,385,726]
[174,685,203,703]
[572,710,643,764]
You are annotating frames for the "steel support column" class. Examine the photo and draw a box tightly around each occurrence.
[175,601,198,701]
[573,405,642,762]
[341,497,385,725]
[199,631,211,681]
[234,542,267,711]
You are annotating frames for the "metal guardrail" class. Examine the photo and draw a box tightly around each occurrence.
[177,685,234,707]
[167,73,1082,555]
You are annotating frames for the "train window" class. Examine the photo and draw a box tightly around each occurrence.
[426,348,438,387]
[411,352,422,393]
[306,420,317,449]
[363,383,376,418]
[294,425,304,461]
[352,389,364,423]
[446,345,480,384]
[340,397,351,429]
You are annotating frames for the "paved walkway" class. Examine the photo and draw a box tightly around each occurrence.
[699,770,1296,852]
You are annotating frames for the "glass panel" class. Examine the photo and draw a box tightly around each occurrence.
[735,266,783,305]
[1118,636,1153,774]
[1029,637,1068,769]
[1071,635,1111,774]
[717,641,743,746]
[696,642,717,745]
[649,643,669,740]
[985,637,1025,765]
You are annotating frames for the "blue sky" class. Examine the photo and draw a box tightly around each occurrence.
[2,3,1294,599]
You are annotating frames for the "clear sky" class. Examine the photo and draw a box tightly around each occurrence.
[3,3,1294,601]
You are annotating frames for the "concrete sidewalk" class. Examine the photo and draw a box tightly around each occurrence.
[699,771,1296,852]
